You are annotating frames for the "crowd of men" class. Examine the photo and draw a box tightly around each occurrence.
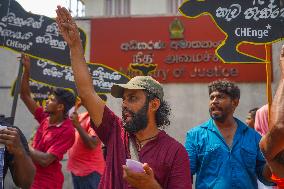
[1,5,284,189]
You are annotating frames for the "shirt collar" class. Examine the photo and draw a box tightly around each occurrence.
[129,130,166,141]
[202,117,248,133]
[48,118,64,127]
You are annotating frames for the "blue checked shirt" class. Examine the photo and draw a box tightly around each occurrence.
[0,148,4,189]
[185,118,274,189]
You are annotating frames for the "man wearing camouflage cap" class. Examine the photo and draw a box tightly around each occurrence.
[56,6,191,189]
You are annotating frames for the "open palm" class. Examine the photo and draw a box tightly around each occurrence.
[56,6,81,48]
[21,54,30,70]
[280,45,284,78]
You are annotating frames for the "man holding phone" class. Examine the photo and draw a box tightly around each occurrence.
[0,115,35,189]
[56,6,192,189]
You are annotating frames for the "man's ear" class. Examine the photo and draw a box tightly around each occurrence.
[57,104,65,112]
[232,98,239,108]
[150,98,161,112]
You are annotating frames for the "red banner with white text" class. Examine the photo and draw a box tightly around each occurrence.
[90,15,271,83]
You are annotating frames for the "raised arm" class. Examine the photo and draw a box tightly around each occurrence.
[260,45,284,177]
[55,6,105,126]
[70,112,99,149]
[20,54,39,115]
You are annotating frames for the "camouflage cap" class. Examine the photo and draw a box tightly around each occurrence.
[111,76,164,100]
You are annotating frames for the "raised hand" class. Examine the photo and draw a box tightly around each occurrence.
[280,44,284,78]
[56,6,81,48]
[20,54,30,71]
[70,112,80,128]
[75,97,82,112]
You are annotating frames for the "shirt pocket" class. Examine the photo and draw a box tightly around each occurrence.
[198,144,222,169]
[240,145,256,170]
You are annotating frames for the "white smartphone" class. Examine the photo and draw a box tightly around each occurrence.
[0,125,7,148]
[126,159,144,173]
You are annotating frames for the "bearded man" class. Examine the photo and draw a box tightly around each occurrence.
[56,6,191,189]
[184,79,275,189]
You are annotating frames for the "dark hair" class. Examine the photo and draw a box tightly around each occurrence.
[53,88,76,115]
[145,91,171,128]
[208,79,240,100]
[249,107,259,119]
[99,94,108,102]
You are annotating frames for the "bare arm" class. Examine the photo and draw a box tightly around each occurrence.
[260,45,284,177]
[75,125,99,149]
[29,146,56,167]
[70,112,99,149]
[56,6,105,126]
[20,54,39,115]
[0,128,35,189]
[11,149,35,189]
[261,164,273,183]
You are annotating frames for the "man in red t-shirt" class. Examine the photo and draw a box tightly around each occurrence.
[20,55,76,189]
[56,6,192,189]
[68,98,105,189]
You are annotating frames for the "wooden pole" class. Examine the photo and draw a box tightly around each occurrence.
[266,44,272,128]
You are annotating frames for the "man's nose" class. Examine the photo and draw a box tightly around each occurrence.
[122,100,128,108]
[211,97,219,104]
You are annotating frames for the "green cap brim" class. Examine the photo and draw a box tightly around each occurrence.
[111,84,145,98]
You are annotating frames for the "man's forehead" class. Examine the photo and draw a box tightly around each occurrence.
[123,89,144,96]
[246,113,252,118]
[209,91,228,96]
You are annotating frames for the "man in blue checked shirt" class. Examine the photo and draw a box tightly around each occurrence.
[185,79,275,189]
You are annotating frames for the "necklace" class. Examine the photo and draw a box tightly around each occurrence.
[137,134,158,143]
[135,134,159,151]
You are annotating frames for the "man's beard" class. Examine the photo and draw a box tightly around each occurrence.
[209,106,230,123]
[210,112,226,123]
[122,103,149,134]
